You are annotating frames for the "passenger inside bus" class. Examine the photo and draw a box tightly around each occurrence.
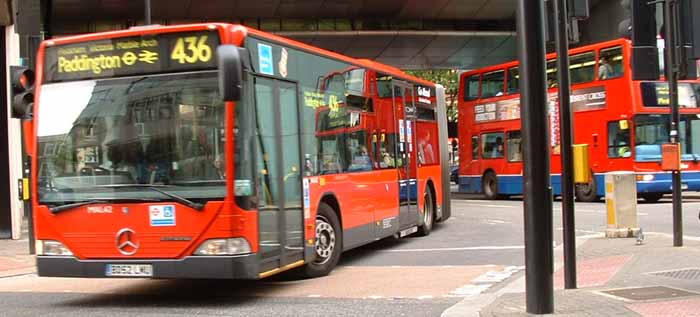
[490,137,505,158]
[598,56,615,80]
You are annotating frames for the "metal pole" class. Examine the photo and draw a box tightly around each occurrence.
[664,0,683,247]
[144,0,152,25]
[554,0,577,289]
[517,0,555,314]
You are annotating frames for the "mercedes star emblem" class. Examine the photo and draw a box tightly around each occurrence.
[115,228,139,256]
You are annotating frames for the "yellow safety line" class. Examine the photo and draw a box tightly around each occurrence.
[258,260,305,279]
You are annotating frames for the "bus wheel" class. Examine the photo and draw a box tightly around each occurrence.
[575,177,598,202]
[417,188,435,236]
[302,203,342,278]
[482,172,499,200]
[641,193,664,203]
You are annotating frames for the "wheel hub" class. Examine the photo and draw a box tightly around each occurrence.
[314,217,335,265]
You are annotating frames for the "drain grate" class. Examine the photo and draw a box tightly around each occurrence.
[602,286,698,301]
[649,268,700,280]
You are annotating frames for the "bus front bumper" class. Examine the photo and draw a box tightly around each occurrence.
[636,171,700,193]
[36,254,259,279]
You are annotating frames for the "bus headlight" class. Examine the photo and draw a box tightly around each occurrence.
[37,240,73,256]
[636,174,655,182]
[194,238,251,256]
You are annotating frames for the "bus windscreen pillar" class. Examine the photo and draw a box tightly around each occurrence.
[604,172,640,238]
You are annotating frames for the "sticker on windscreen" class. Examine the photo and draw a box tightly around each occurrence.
[150,205,176,226]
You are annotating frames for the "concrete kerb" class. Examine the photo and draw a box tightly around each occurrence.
[441,233,602,317]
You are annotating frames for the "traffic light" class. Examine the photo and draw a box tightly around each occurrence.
[619,0,659,80]
[677,0,700,79]
[10,66,35,119]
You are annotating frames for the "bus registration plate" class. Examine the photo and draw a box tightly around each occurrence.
[106,264,153,277]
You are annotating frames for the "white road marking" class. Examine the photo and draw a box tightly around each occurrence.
[380,246,524,252]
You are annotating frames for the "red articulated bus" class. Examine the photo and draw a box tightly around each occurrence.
[28,23,451,279]
[457,38,700,202]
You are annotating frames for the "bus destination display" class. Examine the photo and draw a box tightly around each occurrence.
[44,31,220,82]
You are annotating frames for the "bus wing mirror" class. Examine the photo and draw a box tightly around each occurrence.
[217,45,243,102]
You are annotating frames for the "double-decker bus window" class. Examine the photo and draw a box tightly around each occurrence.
[482,70,505,98]
[376,74,393,98]
[569,51,595,84]
[599,46,624,80]
[471,135,479,160]
[347,131,372,172]
[506,131,523,162]
[607,121,631,158]
[481,132,505,159]
[507,67,519,94]
[464,74,480,101]
[546,60,558,88]
[378,133,399,169]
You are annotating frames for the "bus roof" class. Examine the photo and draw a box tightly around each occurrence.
[460,38,631,77]
[41,23,435,87]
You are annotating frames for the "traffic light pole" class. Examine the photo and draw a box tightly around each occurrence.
[145,0,152,25]
[554,0,577,289]
[663,0,683,247]
[517,0,555,314]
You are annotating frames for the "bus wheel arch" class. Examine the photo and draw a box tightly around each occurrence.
[482,170,499,200]
[417,180,436,236]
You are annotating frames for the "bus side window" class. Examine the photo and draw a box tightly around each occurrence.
[471,135,479,160]
[570,51,595,84]
[506,131,523,162]
[482,70,505,98]
[464,74,480,101]
[599,46,624,80]
[507,67,519,94]
[481,132,505,159]
[607,121,631,158]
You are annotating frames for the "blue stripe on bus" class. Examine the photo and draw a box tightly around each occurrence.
[458,171,700,196]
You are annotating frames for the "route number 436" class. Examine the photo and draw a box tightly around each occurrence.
[171,36,212,64]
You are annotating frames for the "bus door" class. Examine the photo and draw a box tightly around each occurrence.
[253,77,305,273]
[393,81,419,230]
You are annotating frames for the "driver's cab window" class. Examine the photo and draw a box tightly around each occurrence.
[608,121,631,158]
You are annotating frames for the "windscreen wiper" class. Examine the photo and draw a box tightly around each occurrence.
[101,184,204,211]
[50,200,109,214]
[147,186,204,211]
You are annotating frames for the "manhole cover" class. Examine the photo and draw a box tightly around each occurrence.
[649,268,700,280]
[603,286,698,301]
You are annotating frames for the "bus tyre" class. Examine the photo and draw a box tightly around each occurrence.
[417,188,435,236]
[575,174,598,202]
[641,193,664,203]
[302,203,342,278]
[482,172,499,200]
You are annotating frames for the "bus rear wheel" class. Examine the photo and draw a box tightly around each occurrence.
[301,203,342,278]
[482,172,499,200]
[417,188,435,236]
[575,179,598,202]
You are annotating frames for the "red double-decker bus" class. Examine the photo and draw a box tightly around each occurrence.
[27,23,451,279]
[457,38,700,202]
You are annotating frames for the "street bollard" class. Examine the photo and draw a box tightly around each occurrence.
[605,171,640,238]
